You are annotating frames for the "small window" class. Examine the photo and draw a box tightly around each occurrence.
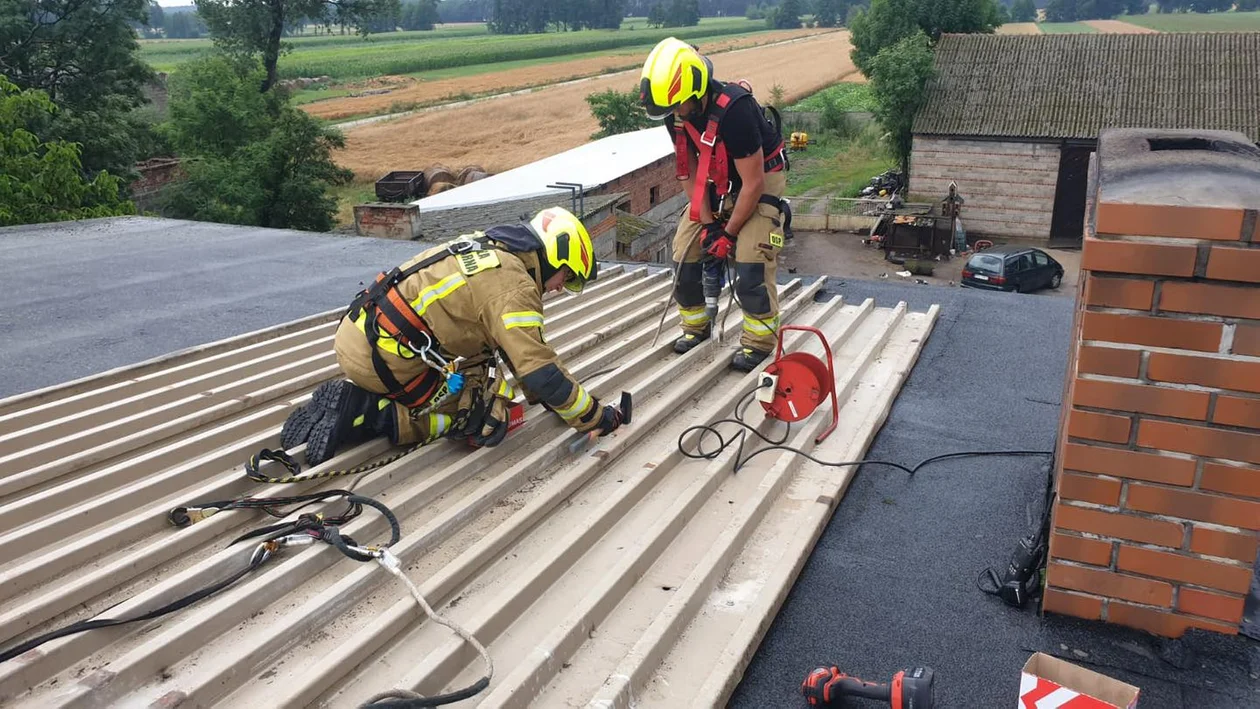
[649,186,660,206]
[1012,254,1034,272]
[1033,251,1049,267]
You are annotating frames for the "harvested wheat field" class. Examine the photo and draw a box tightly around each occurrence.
[335,31,862,179]
[995,22,1042,34]
[305,29,826,121]
[1081,19,1159,33]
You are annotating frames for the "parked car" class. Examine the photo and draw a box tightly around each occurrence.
[960,245,1064,293]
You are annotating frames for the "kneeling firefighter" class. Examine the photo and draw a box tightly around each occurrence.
[639,37,791,372]
[282,207,626,465]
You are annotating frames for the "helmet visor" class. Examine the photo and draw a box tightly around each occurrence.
[563,258,598,294]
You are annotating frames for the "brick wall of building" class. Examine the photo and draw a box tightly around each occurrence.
[1044,129,1260,639]
[129,158,184,213]
[595,155,683,217]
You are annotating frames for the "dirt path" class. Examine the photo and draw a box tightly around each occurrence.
[1080,19,1159,33]
[334,31,863,180]
[305,29,826,122]
[996,22,1042,35]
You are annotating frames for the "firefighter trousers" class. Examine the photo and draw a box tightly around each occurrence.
[333,316,503,445]
[671,171,788,352]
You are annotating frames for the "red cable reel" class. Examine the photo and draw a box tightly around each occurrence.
[757,325,840,444]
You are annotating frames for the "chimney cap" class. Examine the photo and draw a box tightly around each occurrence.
[1098,128,1260,211]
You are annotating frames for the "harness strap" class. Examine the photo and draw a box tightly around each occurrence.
[349,238,488,408]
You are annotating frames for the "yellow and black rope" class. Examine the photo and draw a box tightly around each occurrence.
[243,445,424,484]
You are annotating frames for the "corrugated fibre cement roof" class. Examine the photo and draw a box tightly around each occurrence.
[0,266,937,708]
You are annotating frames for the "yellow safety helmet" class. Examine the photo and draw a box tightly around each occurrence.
[529,206,597,293]
[639,37,710,120]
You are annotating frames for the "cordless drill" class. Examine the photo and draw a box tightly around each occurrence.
[801,666,935,709]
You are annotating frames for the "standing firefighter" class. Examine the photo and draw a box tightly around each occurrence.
[640,37,790,371]
[281,207,625,465]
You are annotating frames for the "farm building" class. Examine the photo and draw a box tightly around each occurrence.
[355,127,685,262]
[911,32,1260,246]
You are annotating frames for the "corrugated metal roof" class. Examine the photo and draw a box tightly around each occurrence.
[412,127,674,212]
[412,192,627,244]
[914,32,1260,142]
[0,265,937,708]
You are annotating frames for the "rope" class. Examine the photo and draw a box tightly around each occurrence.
[243,445,424,484]
[357,550,494,708]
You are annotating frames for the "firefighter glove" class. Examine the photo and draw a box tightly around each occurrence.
[701,223,736,260]
[470,396,510,448]
[595,404,623,437]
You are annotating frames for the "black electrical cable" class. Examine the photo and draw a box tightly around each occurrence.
[359,677,492,708]
[678,385,1053,476]
[0,544,272,664]
[1,494,402,666]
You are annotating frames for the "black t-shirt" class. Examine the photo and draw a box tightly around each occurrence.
[665,84,781,170]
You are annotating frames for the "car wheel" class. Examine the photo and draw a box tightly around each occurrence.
[1051,272,1063,289]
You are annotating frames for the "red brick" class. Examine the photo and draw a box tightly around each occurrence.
[1233,324,1260,357]
[1160,281,1260,319]
[1050,532,1114,566]
[1081,312,1223,353]
[1206,246,1260,284]
[1213,396,1260,430]
[1126,483,1260,531]
[1046,561,1173,606]
[1201,462,1260,499]
[1117,545,1254,594]
[1147,353,1260,395]
[1068,410,1132,444]
[1108,601,1237,638]
[1081,238,1197,277]
[1042,588,1104,620]
[1059,471,1122,505]
[1177,587,1247,624]
[1095,203,1246,241]
[1054,503,1184,547]
[1073,380,1209,421]
[1062,443,1197,486]
[1189,526,1260,563]
[1078,345,1142,378]
[1086,276,1155,310]
[1138,420,1260,467]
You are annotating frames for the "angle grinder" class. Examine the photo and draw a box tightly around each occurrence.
[801,665,935,709]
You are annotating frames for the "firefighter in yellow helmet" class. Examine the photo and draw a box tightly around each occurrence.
[639,37,790,372]
[280,206,625,465]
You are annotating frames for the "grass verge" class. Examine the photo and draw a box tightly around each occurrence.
[784,122,894,198]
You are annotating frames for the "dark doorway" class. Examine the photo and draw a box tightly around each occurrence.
[1049,145,1092,248]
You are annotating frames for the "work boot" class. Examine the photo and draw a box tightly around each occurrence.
[674,326,711,354]
[730,347,770,373]
[281,380,396,465]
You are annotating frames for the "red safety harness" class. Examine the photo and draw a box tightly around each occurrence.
[674,84,787,223]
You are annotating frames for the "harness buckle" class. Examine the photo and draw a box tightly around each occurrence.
[447,237,480,255]
[700,132,717,147]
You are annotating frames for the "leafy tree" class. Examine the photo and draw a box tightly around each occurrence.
[1124,0,1150,12]
[0,0,156,179]
[849,0,998,74]
[163,57,351,231]
[667,0,701,25]
[195,0,399,92]
[0,77,134,226]
[1236,0,1258,10]
[1010,0,1037,21]
[649,2,668,25]
[866,30,934,176]
[586,87,654,138]
[815,0,843,27]
[1044,0,1074,20]
[772,0,805,27]
[399,0,440,28]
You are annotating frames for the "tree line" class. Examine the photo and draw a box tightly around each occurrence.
[489,0,628,33]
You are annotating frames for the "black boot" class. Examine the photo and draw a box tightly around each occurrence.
[730,347,770,373]
[673,326,711,354]
[281,380,396,465]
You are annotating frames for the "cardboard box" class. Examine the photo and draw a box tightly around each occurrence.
[1019,653,1140,709]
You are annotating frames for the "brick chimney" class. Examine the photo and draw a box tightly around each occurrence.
[1044,128,1260,638]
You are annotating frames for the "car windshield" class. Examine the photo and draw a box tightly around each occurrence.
[969,254,1004,274]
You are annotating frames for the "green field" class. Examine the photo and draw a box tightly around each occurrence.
[786,125,894,198]
[1123,10,1260,31]
[1038,22,1099,33]
[787,83,876,113]
[141,18,766,79]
